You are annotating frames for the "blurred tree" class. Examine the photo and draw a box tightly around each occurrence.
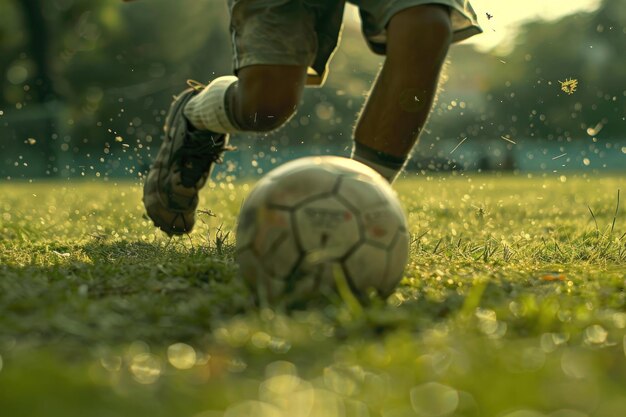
[19,0,56,101]
[487,0,626,143]
[1,0,624,178]
[1,0,232,177]
[10,0,58,176]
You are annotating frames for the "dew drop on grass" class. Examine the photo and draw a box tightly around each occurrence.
[167,343,196,370]
[260,374,304,397]
[323,364,364,396]
[259,376,314,416]
[261,361,307,404]
[251,332,272,349]
[227,357,247,373]
[125,340,150,358]
[265,360,297,379]
[410,382,459,417]
[561,350,589,379]
[540,333,559,353]
[475,308,499,335]
[306,389,343,417]
[584,324,608,344]
[130,353,161,384]
[99,354,122,372]
[268,337,291,354]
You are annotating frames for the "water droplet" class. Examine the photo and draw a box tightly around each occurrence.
[410,382,458,416]
[7,64,28,84]
[227,357,247,373]
[612,312,626,328]
[167,343,196,370]
[266,361,297,378]
[260,363,313,417]
[561,350,589,379]
[251,332,272,349]
[584,324,607,344]
[475,308,499,335]
[130,353,161,384]
[125,340,150,359]
[100,355,122,372]
[324,364,364,396]
[261,374,303,396]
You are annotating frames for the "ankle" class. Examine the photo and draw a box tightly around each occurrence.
[351,142,407,183]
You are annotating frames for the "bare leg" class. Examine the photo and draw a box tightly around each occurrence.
[353,5,452,177]
[185,65,307,134]
[229,65,308,132]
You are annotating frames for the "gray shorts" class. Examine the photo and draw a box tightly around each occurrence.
[227,0,482,86]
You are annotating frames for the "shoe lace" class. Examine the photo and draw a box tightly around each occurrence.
[169,79,236,188]
[173,135,233,188]
[186,79,206,92]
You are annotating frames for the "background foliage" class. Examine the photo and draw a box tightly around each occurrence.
[1,0,625,178]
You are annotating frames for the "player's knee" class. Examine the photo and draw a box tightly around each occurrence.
[389,6,452,58]
[234,65,306,132]
[238,97,299,132]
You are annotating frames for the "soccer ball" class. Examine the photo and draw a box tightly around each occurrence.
[235,156,409,305]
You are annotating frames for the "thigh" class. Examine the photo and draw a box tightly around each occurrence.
[351,0,481,53]
[237,65,308,101]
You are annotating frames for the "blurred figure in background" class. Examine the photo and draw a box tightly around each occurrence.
[139,0,481,235]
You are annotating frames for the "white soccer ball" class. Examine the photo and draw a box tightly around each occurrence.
[235,156,409,305]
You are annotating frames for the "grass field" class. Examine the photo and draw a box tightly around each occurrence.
[1,174,625,417]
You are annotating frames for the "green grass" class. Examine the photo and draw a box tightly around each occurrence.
[0,174,625,417]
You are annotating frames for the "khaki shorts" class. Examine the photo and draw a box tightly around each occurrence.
[228,0,482,86]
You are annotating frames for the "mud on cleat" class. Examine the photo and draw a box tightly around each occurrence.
[143,81,234,236]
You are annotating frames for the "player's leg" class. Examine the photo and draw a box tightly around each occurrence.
[232,65,307,131]
[184,65,307,134]
[353,5,452,182]
[143,66,307,236]
[351,1,482,182]
[143,0,318,236]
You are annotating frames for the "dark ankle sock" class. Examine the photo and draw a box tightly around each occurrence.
[351,142,406,182]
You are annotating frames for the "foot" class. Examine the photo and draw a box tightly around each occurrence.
[143,82,233,236]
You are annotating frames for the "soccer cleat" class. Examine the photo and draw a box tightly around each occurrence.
[143,81,233,236]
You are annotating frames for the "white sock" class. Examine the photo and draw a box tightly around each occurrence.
[183,76,241,134]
